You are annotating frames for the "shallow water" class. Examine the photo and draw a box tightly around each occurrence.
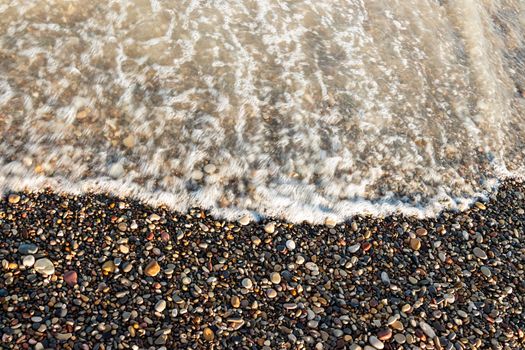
[0,0,524,222]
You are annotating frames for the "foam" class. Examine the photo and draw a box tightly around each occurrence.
[0,0,524,223]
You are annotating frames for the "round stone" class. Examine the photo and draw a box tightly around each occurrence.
[264,222,275,234]
[305,262,318,271]
[122,134,135,148]
[182,276,192,285]
[286,240,296,250]
[473,247,487,259]
[8,194,20,204]
[239,215,250,226]
[270,272,281,284]
[377,328,392,341]
[369,335,384,349]
[231,296,240,308]
[22,255,35,267]
[409,238,421,251]
[102,261,116,274]
[266,289,277,298]
[203,327,214,341]
[155,300,166,313]
[63,270,78,286]
[324,217,336,228]
[419,321,436,338]
[480,266,492,277]
[394,334,406,344]
[144,260,161,277]
[349,244,360,253]
[415,228,428,236]
[18,243,38,255]
[241,278,253,289]
[34,258,55,276]
[203,164,216,174]
[109,163,124,178]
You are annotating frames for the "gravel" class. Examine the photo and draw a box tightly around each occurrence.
[0,179,524,349]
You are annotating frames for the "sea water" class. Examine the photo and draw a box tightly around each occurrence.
[0,0,524,223]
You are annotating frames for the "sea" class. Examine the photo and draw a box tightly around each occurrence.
[0,0,524,223]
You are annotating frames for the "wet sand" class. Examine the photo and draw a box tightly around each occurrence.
[0,179,524,349]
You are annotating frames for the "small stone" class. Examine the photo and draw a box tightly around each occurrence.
[270,272,281,284]
[55,333,72,341]
[203,164,216,174]
[149,213,161,221]
[380,271,390,285]
[286,239,296,251]
[155,300,167,313]
[377,328,392,341]
[419,321,436,338]
[305,262,318,271]
[324,217,336,228]
[474,201,486,210]
[239,215,250,226]
[22,255,35,267]
[118,222,127,232]
[415,228,428,236]
[8,194,20,204]
[231,296,241,308]
[203,327,214,341]
[102,261,116,274]
[18,243,38,255]
[241,278,253,289]
[266,289,277,298]
[155,334,168,345]
[160,231,170,241]
[394,334,406,344]
[473,247,487,259]
[391,320,404,331]
[349,243,360,253]
[182,276,192,285]
[264,222,275,234]
[109,162,124,179]
[480,266,492,277]
[409,238,421,251]
[123,135,135,148]
[144,260,161,277]
[63,270,78,286]
[369,335,385,349]
[34,258,55,276]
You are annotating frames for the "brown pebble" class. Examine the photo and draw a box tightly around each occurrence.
[144,260,161,277]
[102,261,116,274]
[203,327,214,341]
[231,296,240,308]
[63,270,78,287]
[415,228,427,236]
[377,328,392,340]
[409,238,421,251]
[8,194,20,204]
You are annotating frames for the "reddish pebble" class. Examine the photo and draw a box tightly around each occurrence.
[362,242,372,252]
[377,328,392,341]
[160,231,170,241]
[63,270,78,286]
[153,282,162,289]
[146,232,154,240]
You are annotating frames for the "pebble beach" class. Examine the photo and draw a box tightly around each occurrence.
[0,180,524,350]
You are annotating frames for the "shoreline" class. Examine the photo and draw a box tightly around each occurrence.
[0,179,524,349]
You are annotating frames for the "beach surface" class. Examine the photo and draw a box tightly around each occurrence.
[0,179,524,349]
